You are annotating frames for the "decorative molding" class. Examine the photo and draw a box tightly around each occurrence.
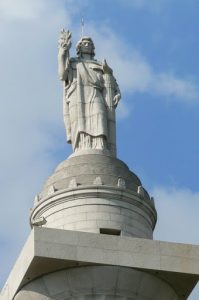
[93,176,103,185]
[68,178,78,188]
[117,177,126,188]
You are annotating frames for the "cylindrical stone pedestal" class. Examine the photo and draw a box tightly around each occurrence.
[14,266,178,300]
[30,154,157,239]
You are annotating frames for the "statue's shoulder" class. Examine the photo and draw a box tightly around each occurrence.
[69,57,78,68]
[90,59,102,66]
[84,59,103,69]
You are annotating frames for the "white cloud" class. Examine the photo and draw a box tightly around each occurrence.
[152,186,199,244]
[0,0,79,289]
[83,25,199,103]
[0,0,51,20]
[154,73,199,101]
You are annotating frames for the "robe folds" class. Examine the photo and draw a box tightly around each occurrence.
[64,58,108,150]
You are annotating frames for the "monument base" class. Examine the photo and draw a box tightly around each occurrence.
[1,227,199,299]
[14,266,179,300]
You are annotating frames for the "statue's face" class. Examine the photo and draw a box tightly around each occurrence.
[80,39,94,55]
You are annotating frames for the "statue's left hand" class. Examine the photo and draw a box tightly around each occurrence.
[113,94,121,108]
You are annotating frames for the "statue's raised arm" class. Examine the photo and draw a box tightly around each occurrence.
[58,30,121,157]
[58,29,72,80]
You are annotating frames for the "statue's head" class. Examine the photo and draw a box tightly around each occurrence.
[76,37,95,58]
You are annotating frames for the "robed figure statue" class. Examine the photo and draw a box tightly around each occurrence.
[58,30,121,156]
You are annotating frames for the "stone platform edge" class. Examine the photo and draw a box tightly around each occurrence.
[1,227,199,300]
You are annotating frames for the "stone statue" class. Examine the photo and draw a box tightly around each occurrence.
[58,29,121,155]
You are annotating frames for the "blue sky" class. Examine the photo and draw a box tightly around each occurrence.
[0,0,199,299]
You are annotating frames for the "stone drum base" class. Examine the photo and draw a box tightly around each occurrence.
[14,266,178,300]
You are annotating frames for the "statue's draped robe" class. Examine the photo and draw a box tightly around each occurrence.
[64,59,108,150]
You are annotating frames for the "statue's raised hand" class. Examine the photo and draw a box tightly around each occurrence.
[58,29,72,52]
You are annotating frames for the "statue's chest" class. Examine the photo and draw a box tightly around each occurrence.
[71,61,103,75]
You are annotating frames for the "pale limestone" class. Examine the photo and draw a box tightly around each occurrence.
[58,31,121,155]
[31,190,156,238]
[30,153,156,239]
[1,228,199,300]
[14,266,178,300]
[38,154,142,197]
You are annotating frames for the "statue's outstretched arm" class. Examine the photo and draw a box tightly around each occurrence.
[58,29,72,81]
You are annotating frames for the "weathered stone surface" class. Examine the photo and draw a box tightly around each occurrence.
[30,154,156,239]
[1,228,199,300]
[14,266,178,300]
[31,195,156,238]
[58,31,121,155]
[39,154,142,198]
